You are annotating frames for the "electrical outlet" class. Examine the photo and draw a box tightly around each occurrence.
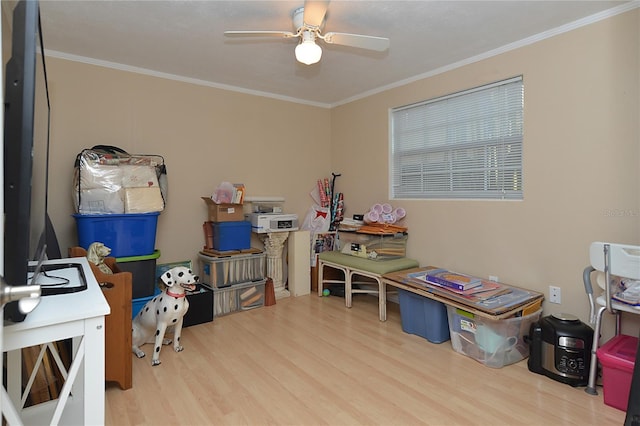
[549,285,561,304]
[489,275,499,282]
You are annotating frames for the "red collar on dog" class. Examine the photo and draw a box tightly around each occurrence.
[166,289,186,299]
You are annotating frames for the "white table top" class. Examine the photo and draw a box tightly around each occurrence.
[4,257,110,333]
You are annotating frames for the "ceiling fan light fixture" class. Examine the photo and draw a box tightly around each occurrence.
[226,2,390,64]
[295,31,322,65]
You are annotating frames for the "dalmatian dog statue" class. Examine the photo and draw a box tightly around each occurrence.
[86,242,113,275]
[132,266,199,366]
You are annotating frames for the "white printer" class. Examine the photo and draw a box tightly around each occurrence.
[248,213,299,233]
[244,196,298,233]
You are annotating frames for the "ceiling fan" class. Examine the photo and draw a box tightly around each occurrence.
[224,0,390,65]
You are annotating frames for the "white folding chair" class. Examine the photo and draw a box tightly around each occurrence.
[584,242,640,395]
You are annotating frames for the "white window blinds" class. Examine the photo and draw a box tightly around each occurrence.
[390,76,524,200]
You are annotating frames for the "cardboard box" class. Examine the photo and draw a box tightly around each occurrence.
[202,197,244,222]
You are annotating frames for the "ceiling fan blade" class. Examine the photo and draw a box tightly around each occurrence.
[323,32,390,51]
[303,0,329,28]
[224,30,296,38]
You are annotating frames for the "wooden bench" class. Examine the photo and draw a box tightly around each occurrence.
[317,251,419,321]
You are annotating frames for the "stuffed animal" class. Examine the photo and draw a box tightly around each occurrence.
[86,242,113,275]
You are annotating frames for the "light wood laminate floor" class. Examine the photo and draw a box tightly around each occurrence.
[106,293,626,425]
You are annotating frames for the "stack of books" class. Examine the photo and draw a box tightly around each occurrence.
[406,268,507,300]
[404,268,540,311]
[422,269,482,291]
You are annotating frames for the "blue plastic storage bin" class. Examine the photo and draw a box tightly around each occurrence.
[398,289,450,343]
[74,212,159,257]
[132,287,161,319]
[212,221,251,251]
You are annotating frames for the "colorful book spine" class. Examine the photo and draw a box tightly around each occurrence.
[426,271,482,291]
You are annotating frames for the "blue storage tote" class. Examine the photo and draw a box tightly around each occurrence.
[398,289,450,343]
[212,221,251,251]
[132,287,161,319]
[74,212,159,257]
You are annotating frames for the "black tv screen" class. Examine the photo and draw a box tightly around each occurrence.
[3,0,50,322]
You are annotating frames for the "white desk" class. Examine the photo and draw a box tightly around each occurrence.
[3,257,110,425]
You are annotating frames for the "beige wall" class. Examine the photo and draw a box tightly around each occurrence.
[331,9,639,338]
[46,59,331,268]
[14,7,640,338]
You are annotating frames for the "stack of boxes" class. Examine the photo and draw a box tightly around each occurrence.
[72,148,166,314]
[76,214,162,317]
[198,251,267,317]
[201,197,251,253]
[77,214,162,317]
[200,195,266,316]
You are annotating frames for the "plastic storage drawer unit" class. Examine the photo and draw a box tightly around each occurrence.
[74,212,159,257]
[213,279,266,317]
[116,250,161,299]
[447,306,542,368]
[398,289,450,343]
[198,251,266,288]
[597,334,639,411]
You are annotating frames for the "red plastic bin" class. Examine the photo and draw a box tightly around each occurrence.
[597,334,639,411]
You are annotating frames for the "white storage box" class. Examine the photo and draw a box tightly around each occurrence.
[446,306,542,368]
[198,251,266,288]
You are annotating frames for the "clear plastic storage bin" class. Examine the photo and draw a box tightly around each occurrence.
[198,251,265,288]
[213,279,266,317]
[338,231,407,260]
[446,306,542,368]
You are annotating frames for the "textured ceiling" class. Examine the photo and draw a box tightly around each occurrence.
[29,0,635,107]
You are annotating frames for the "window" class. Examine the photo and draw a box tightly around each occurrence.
[390,76,524,200]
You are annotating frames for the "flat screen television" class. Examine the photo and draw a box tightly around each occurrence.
[3,0,51,322]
